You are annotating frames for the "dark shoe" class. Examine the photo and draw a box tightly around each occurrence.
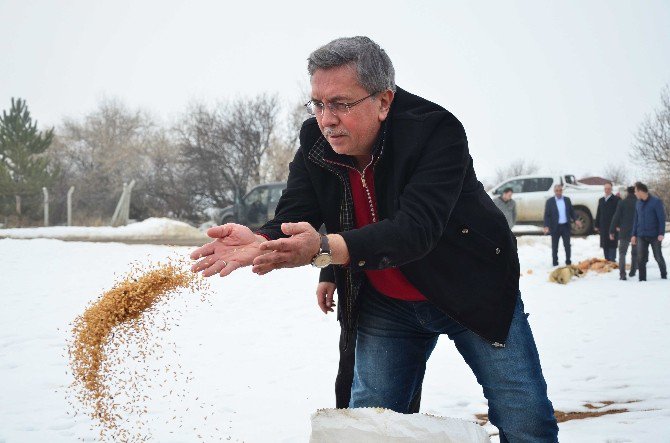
[619,275,627,281]
[662,275,667,280]
[553,262,559,267]
[639,278,646,282]
[629,270,636,277]
[566,260,572,265]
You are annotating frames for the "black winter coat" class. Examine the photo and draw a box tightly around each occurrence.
[610,194,637,238]
[258,87,520,346]
[596,195,620,248]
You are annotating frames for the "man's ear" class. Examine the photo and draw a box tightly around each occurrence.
[378,90,395,122]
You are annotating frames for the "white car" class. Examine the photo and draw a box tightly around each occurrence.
[488,174,620,235]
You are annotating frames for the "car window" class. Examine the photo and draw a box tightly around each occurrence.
[495,179,524,194]
[269,186,284,206]
[523,177,553,192]
[243,187,269,206]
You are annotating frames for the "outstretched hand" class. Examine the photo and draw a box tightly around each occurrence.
[252,222,321,275]
[190,224,265,277]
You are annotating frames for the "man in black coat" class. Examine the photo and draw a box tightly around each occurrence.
[190,36,558,442]
[544,184,582,266]
[610,186,638,280]
[595,181,621,262]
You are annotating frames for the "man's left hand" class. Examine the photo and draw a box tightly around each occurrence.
[252,222,321,275]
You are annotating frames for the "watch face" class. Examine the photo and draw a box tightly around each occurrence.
[312,253,332,268]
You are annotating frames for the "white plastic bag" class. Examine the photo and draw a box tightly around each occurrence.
[310,408,490,443]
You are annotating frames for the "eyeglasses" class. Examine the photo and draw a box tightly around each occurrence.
[304,91,379,117]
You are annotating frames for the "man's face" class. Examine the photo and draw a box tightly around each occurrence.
[635,188,648,200]
[554,186,563,197]
[310,65,393,158]
[502,191,513,202]
[604,183,612,196]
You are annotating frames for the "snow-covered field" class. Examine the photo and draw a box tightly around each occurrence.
[1,224,669,442]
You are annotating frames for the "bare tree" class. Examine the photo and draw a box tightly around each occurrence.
[631,85,670,175]
[631,84,670,215]
[493,159,539,184]
[177,93,280,207]
[49,98,161,223]
[261,100,305,182]
[602,163,629,185]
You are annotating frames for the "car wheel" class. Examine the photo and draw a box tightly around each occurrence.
[571,208,592,236]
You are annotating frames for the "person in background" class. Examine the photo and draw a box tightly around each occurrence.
[631,182,667,281]
[493,187,517,229]
[543,184,582,266]
[595,181,620,262]
[610,186,639,280]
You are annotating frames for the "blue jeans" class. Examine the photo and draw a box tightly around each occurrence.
[350,287,559,442]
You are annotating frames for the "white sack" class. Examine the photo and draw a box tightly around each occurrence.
[310,407,490,443]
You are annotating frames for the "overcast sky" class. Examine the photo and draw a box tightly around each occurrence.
[1,0,668,183]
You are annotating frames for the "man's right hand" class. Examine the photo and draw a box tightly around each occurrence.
[316,282,337,314]
[543,227,549,235]
[190,224,266,277]
[631,236,637,246]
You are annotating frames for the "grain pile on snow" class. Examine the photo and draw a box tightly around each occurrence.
[577,258,619,273]
[68,259,210,441]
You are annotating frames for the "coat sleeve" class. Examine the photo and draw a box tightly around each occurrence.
[543,198,551,227]
[610,200,623,234]
[595,198,602,227]
[568,198,578,222]
[631,204,638,237]
[656,199,666,237]
[511,200,517,226]
[319,266,335,283]
[339,114,469,270]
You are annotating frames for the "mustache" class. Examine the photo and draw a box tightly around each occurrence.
[324,128,348,137]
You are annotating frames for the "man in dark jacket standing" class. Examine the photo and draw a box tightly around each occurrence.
[494,187,517,229]
[610,186,639,280]
[190,36,558,442]
[544,184,582,266]
[595,181,620,262]
[631,182,667,281]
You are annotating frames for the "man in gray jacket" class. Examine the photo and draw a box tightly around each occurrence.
[610,186,638,280]
[494,187,517,229]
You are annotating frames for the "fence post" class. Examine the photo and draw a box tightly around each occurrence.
[67,186,75,226]
[111,180,136,226]
[42,187,49,227]
[111,183,127,227]
[124,180,136,225]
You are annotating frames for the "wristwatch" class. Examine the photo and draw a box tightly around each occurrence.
[311,234,332,268]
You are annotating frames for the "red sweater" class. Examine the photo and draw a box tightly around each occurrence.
[348,166,427,302]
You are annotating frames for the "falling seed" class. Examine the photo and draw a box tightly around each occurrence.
[67,257,212,440]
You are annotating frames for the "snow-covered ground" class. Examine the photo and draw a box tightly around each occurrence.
[1,225,669,442]
[0,218,208,245]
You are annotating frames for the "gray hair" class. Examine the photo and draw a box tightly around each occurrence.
[307,36,396,93]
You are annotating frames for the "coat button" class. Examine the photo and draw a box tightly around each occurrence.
[358,260,366,267]
[461,228,469,234]
[495,248,501,254]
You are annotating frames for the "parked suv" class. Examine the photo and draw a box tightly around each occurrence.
[487,174,620,236]
[219,182,287,229]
